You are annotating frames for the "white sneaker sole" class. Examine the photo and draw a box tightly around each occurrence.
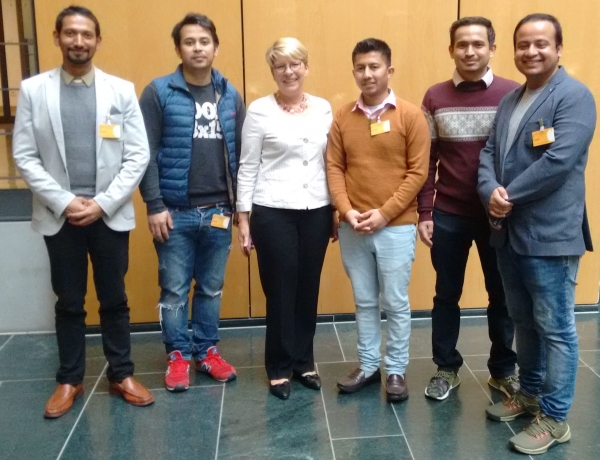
[487,376,511,398]
[424,375,461,401]
[510,425,571,455]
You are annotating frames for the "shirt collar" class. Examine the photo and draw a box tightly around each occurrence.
[61,67,95,86]
[452,67,494,88]
[352,88,397,115]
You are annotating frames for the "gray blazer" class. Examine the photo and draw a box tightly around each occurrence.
[478,67,596,256]
[12,67,150,236]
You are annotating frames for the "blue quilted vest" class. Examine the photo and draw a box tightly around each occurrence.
[152,66,239,208]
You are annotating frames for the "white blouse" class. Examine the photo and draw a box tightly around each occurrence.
[236,94,332,212]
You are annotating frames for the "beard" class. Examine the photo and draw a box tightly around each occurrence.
[66,49,92,65]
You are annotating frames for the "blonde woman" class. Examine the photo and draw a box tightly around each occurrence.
[237,38,336,399]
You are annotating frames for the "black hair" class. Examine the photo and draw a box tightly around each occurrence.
[513,13,563,49]
[450,16,495,47]
[55,5,100,36]
[352,38,391,66]
[172,13,219,47]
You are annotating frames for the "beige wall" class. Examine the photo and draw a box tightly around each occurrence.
[29,0,600,323]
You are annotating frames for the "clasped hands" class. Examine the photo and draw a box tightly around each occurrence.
[344,209,389,234]
[488,187,513,229]
[64,196,104,226]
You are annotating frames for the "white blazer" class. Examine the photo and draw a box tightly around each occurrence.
[12,67,150,235]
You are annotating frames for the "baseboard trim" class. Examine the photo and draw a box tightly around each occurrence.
[85,304,599,335]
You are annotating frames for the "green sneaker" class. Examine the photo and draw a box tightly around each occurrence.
[509,414,571,455]
[486,391,540,421]
[424,370,460,400]
[488,374,520,397]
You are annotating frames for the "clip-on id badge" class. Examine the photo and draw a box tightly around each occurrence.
[370,118,390,136]
[99,113,121,139]
[211,213,230,230]
[532,118,554,147]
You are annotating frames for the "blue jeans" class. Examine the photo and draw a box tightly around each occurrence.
[339,223,416,376]
[496,244,579,421]
[155,205,232,361]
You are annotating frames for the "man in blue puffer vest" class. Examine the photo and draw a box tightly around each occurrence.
[139,13,245,392]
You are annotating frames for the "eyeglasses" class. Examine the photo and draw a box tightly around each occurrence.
[273,61,303,74]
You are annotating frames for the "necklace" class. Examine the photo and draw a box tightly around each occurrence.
[275,92,308,114]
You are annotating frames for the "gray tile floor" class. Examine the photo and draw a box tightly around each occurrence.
[1,313,600,459]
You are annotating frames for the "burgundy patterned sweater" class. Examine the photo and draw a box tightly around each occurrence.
[417,76,520,222]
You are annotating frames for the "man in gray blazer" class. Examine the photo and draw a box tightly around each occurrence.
[478,13,596,455]
[12,6,154,418]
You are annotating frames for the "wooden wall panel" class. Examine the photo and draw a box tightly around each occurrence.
[34,0,248,323]
[461,0,600,304]
[242,0,457,315]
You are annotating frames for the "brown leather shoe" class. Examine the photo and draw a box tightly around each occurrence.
[44,383,84,418]
[337,368,381,393]
[386,374,409,402]
[109,377,154,407]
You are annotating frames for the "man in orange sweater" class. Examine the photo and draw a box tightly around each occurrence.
[327,38,430,402]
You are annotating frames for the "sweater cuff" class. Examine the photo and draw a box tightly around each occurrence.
[146,198,167,215]
[418,211,432,223]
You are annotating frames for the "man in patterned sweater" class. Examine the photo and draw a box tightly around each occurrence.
[417,17,520,401]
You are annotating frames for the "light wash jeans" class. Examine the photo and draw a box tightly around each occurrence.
[155,205,232,361]
[496,244,579,421]
[339,222,416,376]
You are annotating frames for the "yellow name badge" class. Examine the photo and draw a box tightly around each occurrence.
[99,124,121,139]
[210,214,231,230]
[532,125,555,147]
[370,119,391,136]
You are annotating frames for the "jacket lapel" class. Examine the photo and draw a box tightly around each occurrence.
[505,67,567,156]
[46,68,67,166]
[94,68,110,161]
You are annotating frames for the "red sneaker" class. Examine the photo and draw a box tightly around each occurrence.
[165,350,190,392]
[196,346,237,382]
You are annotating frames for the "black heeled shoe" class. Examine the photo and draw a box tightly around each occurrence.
[269,380,291,400]
[294,372,322,390]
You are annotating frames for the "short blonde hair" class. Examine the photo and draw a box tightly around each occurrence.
[265,37,308,68]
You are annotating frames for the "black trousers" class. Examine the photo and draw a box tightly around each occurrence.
[44,220,134,384]
[430,209,517,377]
[250,205,332,380]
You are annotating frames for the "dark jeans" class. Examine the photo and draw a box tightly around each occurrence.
[430,209,516,377]
[44,220,133,384]
[250,204,332,380]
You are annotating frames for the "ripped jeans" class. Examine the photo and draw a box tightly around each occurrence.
[154,205,232,361]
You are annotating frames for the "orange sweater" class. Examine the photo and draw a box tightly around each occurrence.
[326,97,431,226]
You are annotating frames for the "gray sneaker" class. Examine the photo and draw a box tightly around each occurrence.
[509,414,571,455]
[424,370,460,400]
[488,374,520,397]
[486,391,540,421]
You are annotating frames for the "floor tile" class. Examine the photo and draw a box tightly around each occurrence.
[0,334,105,380]
[0,378,95,460]
[217,323,343,370]
[397,359,519,460]
[576,312,600,350]
[318,361,401,439]
[0,335,12,349]
[313,323,345,363]
[579,350,600,375]
[333,436,412,460]
[334,322,359,362]
[217,327,266,368]
[217,367,333,460]
[60,385,223,460]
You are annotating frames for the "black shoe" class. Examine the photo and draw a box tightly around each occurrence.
[337,368,381,393]
[294,372,321,390]
[269,381,291,400]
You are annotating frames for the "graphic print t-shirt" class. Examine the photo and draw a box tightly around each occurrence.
[187,82,229,207]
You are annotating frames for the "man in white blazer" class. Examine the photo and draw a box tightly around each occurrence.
[12,5,154,418]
